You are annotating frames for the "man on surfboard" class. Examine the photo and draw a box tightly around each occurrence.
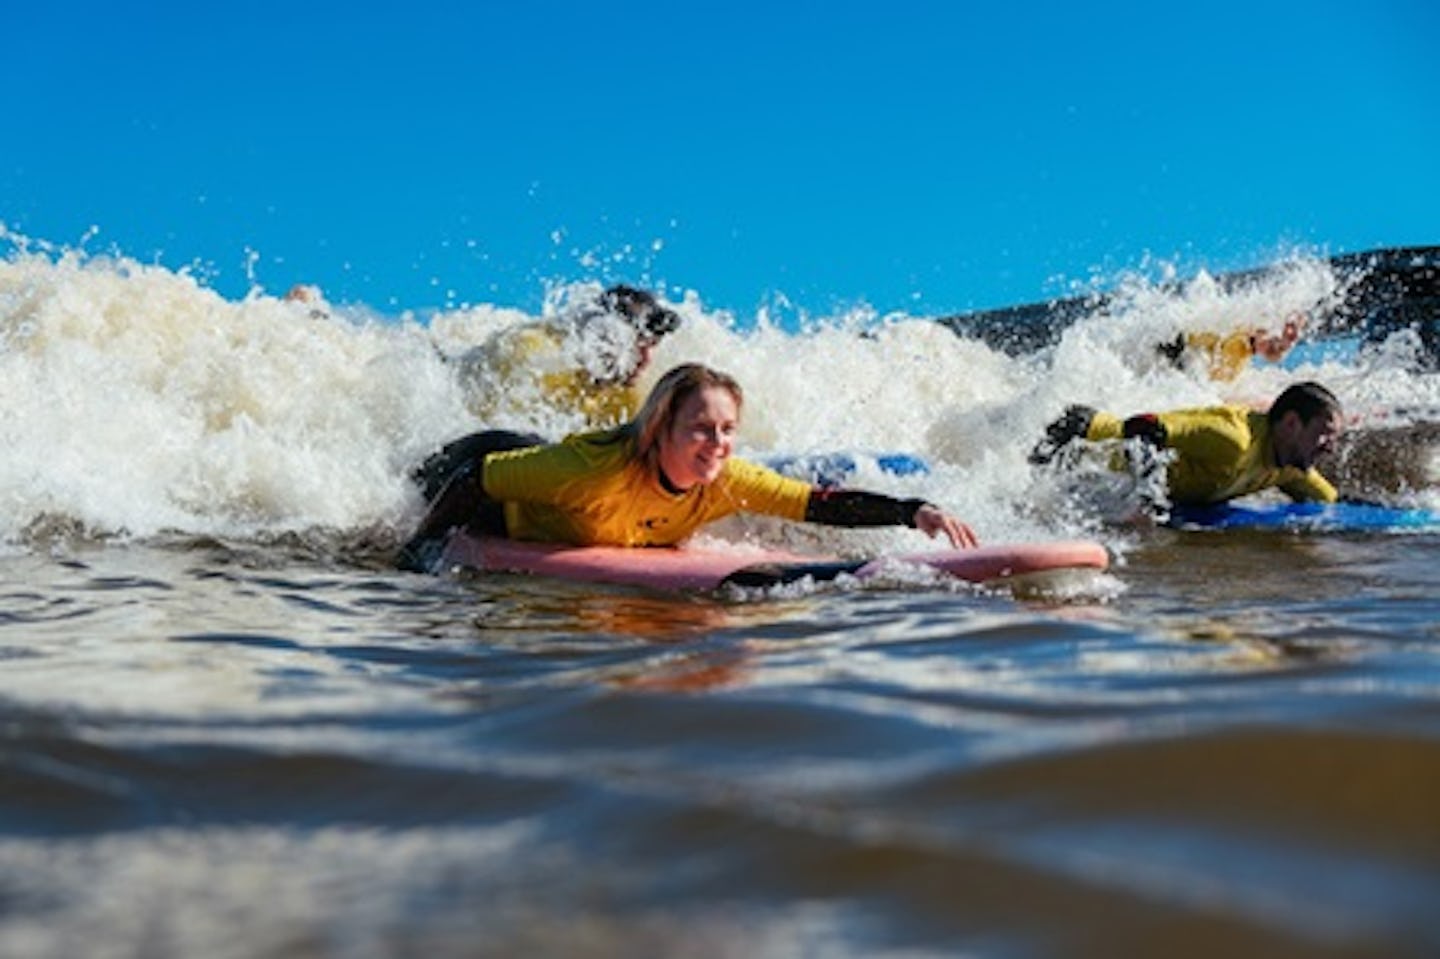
[453,284,682,428]
[1029,381,1343,506]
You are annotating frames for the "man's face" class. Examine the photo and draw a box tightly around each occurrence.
[1276,408,1343,470]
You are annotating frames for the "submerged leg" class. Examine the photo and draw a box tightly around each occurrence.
[410,429,546,501]
[397,430,547,572]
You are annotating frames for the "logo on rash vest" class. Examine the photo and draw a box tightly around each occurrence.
[634,515,670,546]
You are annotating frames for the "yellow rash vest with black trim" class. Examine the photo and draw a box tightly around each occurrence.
[1183,331,1256,381]
[1086,406,1337,505]
[460,323,639,427]
[482,431,813,546]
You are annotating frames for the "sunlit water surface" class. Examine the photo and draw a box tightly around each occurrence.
[3,530,1439,959]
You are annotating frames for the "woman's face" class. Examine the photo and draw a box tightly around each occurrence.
[657,385,739,490]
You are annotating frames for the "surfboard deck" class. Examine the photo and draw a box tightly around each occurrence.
[439,534,1109,592]
[1168,500,1440,531]
[762,451,930,486]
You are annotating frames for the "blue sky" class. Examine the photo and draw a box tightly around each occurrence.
[6,1,1438,318]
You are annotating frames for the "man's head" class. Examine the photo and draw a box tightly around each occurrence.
[580,285,682,386]
[601,285,681,347]
[1269,381,1343,470]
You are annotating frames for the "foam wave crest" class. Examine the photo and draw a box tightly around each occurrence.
[3,236,1437,549]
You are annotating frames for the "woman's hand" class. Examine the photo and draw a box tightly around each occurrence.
[914,503,979,549]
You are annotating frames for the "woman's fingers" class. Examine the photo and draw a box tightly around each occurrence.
[915,504,979,549]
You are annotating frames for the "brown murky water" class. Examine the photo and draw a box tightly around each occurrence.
[3,529,1439,958]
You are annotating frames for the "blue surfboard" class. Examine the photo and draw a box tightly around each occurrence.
[762,452,931,486]
[1168,500,1440,531]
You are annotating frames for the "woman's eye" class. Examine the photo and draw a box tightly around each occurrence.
[688,421,736,441]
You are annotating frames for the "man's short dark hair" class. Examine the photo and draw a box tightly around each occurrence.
[601,285,680,341]
[1268,381,1341,425]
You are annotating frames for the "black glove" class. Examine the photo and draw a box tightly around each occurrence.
[1121,413,1168,447]
[1029,405,1097,465]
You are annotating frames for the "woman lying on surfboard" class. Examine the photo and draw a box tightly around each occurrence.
[397,363,978,572]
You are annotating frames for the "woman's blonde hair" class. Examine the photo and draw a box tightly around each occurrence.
[626,363,743,474]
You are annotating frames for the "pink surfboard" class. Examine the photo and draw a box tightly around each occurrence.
[440,534,1108,591]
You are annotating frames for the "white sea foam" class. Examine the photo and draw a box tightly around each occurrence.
[2,234,1437,547]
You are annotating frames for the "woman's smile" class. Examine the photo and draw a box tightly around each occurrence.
[657,386,738,490]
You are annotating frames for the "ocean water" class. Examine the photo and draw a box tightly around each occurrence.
[3,237,1439,958]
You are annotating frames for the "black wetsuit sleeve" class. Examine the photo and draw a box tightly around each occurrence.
[803,489,928,528]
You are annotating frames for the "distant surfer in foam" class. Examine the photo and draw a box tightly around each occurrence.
[398,363,978,572]
[1154,314,1305,382]
[455,284,683,428]
[1029,381,1343,507]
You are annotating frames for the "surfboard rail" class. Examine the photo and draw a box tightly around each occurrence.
[1167,500,1440,531]
[440,534,1109,591]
